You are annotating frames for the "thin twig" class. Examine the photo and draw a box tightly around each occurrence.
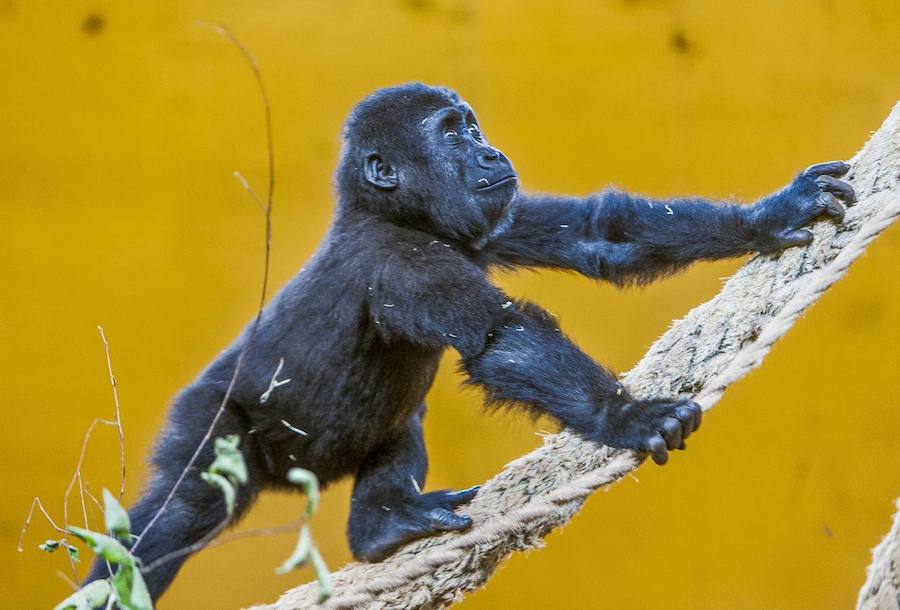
[82,483,104,521]
[142,518,302,574]
[97,325,127,501]
[18,497,68,550]
[52,416,117,580]
[141,516,230,573]
[19,496,80,582]
[62,418,117,528]
[20,330,127,581]
[133,22,275,553]
[83,483,116,579]
[55,569,78,591]
[76,471,88,528]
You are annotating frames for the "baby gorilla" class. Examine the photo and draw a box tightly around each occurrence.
[86,83,855,601]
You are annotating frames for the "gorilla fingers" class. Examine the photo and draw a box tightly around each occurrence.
[85,81,856,603]
[461,301,702,466]
[482,162,856,286]
[750,161,856,252]
[594,398,702,465]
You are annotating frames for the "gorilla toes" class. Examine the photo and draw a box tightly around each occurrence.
[421,485,480,510]
[424,507,473,531]
[420,486,479,531]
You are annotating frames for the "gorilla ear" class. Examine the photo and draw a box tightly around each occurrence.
[364,154,399,190]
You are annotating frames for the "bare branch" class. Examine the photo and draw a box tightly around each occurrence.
[132,22,275,553]
[18,496,68,549]
[142,518,302,574]
[20,329,128,582]
[62,418,117,530]
[55,569,78,591]
[97,325,126,501]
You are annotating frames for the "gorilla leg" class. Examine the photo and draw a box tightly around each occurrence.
[85,385,260,601]
[347,405,478,561]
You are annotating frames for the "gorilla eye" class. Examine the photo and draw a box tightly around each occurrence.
[444,129,459,137]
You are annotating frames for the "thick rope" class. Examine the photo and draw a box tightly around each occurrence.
[252,103,900,610]
[857,497,900,610]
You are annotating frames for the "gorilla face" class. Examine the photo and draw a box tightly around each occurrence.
[340,84,518,244]
[419,104,518,230]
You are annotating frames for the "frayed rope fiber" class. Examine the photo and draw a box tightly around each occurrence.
[857,498,900,610]
[251,103,900,610]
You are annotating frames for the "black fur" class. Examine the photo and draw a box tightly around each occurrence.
[85,83,855,601]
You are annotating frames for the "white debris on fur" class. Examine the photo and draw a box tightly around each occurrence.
[249,103,900,610]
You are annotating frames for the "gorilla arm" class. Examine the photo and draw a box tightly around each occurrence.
[370,247,701,466]
[482,162,855,285]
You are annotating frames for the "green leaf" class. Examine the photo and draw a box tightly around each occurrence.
[276,524,332,603]
[39,539,61,553]
[110,561,153,610]
[208,434,248,485]
[63,525,152,609]
[66,543,81,562]
[53,578,111,610]
[68,526,130,564]
[275,524,311,574]
[280,469,330,601]
[39,539,80,562]
[202,435,248,514]
[201,471,236,515]
[309,546,333,603]
[103,488,132,542]
[286,468,319,518]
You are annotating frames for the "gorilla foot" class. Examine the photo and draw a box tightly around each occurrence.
[350,486,479,562]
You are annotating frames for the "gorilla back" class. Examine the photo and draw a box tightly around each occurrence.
[85,82,854,601]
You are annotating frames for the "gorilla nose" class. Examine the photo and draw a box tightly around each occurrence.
[476,149,501,169]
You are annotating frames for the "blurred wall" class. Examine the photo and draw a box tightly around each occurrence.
[3,1,900,608]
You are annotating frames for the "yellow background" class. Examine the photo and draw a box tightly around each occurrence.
[3,1,900,608]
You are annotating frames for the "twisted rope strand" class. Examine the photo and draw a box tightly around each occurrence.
[252,102,900,610]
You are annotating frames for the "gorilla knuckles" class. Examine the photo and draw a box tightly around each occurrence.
[84,83,854,601]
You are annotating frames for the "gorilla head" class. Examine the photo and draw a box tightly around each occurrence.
[336,83,517,243]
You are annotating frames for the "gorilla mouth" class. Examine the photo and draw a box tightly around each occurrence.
[476,175,517,191]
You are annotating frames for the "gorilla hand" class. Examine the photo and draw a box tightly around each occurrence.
[595,398,703,465]
[750,161,856,253]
